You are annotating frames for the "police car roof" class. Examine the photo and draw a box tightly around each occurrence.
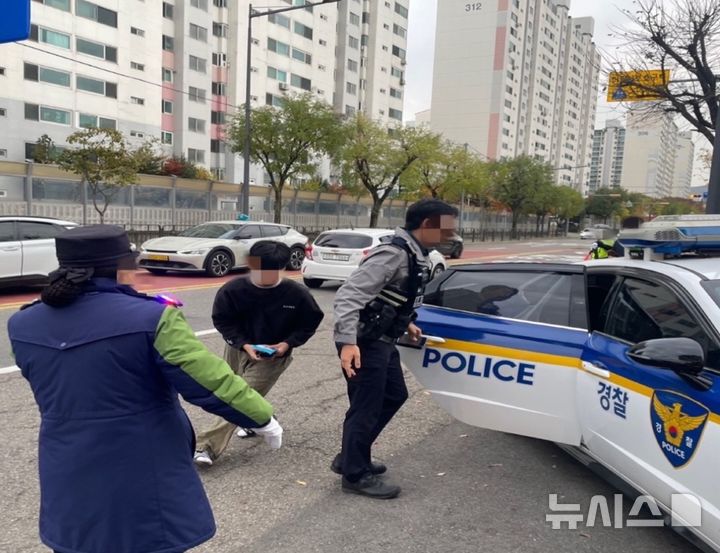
[583,256,720,281]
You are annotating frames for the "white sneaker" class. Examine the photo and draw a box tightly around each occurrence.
[194,450,213,466]
[236,428,257,438]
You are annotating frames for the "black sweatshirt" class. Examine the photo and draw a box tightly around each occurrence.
[212,276,324,352]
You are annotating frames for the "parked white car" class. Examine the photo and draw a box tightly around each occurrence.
[0,216,78,287]
[138,221,308,277]
[300,228,447,289]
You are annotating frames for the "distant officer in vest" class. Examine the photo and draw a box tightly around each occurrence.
[586,217,643,260]
[333,199,459,499]
[7,225,282,553]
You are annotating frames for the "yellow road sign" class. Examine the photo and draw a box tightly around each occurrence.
[607,70,670,102]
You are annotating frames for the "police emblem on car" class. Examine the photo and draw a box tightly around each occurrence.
[650,390,709,468]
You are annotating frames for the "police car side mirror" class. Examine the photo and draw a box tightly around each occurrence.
[627,338,704,375]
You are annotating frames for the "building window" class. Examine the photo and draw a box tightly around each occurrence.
[390,87,402,99]
[188,117,206,133]
[210,139,224,153]
[267,38,291,56]
[347,59,358,72]
[213,22,228,37]
[76,0,118,27]
[130,96,145,105]
[130,130,145,138]
[162,2,173,18]
[189,55,207,73]
[391,67,403,79]
[30,25,71,49]
[190,0,208,10]
[291,74,311,91]
[188,148,205,164]
[130,27,145,37]
[268,13,290,28]
[79,113,116,129]
[348,35,359,49]
[389,108,403,121]
[189,23,208,42]
[292,48,312,64]
[211,111,226,124]
[24,63,71,87]
[267,66,287,82]
[345,105,356,116]
[212,81,227,96]
[211,167,225,180]
[25,103,71,125]
[162,68,174,82]
[189,86,206,103]
[394,2,408,18]
[392,45,406,59]
[213,0,227,6]
[130,61,145,71]
[77,76,117,98]
[162,35,174,51]
[0,108,6,117]
[162,100,173,114]
[33,0,71,10]
[346,82,357,95]
[393,23,407,38]
[161,131,173,145]
[212,52,227,66]
[294,21,313,40]
[349,12,360,25]
[265,93,284,107]
[76,37,117,62]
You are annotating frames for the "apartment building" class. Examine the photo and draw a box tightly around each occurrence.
[429,0,599,193]
[620,111,678,198]
[0,0,408,195]
[672,131,694,198]
[588,119,626,193]
[333,0,408,124]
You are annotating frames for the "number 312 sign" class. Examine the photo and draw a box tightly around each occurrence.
[466,2,482,11]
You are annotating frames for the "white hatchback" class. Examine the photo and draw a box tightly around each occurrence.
[0,216,78,287]
[300,228,447,289]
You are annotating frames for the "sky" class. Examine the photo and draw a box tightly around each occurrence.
[404,0,710,187]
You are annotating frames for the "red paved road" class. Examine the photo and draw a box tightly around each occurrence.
[0,241,583,310]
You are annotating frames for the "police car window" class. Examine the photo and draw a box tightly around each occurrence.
[424,270,586,328]
[605,278,720,369]
[18,221,63,240]
[315,233,373,249]
[0,221,15,242]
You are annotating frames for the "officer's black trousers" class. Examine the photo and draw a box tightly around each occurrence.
[338,339,409,480]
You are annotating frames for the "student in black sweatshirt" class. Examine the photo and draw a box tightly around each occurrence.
[194,240,324,466]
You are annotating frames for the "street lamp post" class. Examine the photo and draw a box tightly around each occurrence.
[240,0,342,216]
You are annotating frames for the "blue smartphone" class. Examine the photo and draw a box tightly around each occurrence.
[252,345,277,357]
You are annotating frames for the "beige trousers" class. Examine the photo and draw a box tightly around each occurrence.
[195,345,292,460]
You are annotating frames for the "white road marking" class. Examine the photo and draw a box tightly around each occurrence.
[0,327,220,375]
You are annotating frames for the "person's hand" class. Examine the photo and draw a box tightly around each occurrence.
[340,344,361,378]
[254,416,283,449]
[407,322,422,342]
[242,344,262,361]
[268,342,290,357]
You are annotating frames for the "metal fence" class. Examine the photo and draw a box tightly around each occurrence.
[0,161,556,238]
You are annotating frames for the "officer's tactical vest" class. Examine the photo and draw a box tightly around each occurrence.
[357,236,428,341]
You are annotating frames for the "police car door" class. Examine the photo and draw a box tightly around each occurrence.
[580,268,720,535]
[400,264,588,446]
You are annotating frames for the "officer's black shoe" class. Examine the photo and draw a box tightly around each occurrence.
[331,454,387,476]
[341,473,400,499]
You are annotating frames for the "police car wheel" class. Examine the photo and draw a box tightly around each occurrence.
[450,243,463,259]
[303,278,324,289]
[206,250,232,277]
[286,246,305,271]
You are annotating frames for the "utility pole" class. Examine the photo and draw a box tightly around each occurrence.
[240,0,342,216]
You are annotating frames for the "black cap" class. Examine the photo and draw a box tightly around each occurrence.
[55,225,135,268]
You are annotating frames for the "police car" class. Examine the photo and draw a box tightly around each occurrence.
[399,215,720,552]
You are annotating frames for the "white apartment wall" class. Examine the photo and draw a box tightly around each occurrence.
[672,132,694,198]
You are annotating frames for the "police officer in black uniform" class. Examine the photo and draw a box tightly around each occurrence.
[332,199,459,499]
